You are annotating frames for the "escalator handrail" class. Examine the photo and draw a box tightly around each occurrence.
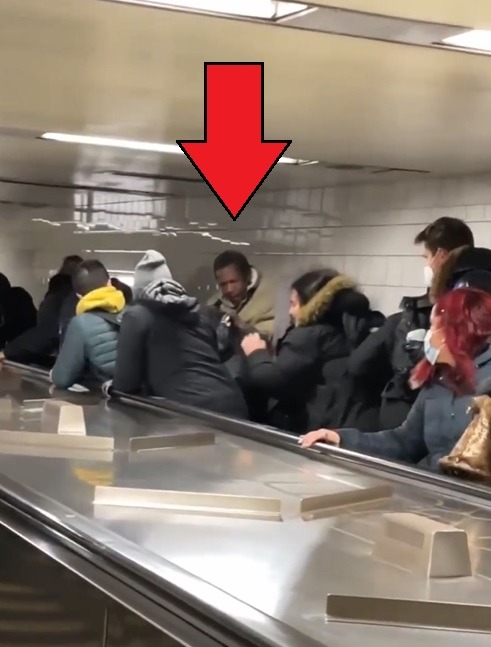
[5,359,491,505]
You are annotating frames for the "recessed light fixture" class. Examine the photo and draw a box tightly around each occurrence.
[40,132,317,166]
[104,0,312,21]
[441,30,491,52]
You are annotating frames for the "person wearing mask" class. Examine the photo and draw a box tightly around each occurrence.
[239,268,385,434]
[111,250,248,418]
[348,216,476,429]
[300,288,491,473]
[417,218,491,299]
[4,255,83,366]
[50,260,125,390]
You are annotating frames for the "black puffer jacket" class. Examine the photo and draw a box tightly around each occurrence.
[112,279,248,419]
[240,276,385,434]
[5,273,78,364]
[348,293,432,429]
[431,246,491,300]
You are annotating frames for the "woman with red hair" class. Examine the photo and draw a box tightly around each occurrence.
[300,288,491,472]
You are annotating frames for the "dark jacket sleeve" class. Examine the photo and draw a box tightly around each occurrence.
[112,308,148,394]
[338,391,428,463]
[51,318,87,389]
[59,293,78,343]
[347,312,400,378]
[4,320,58,361]
[242,327,323,399]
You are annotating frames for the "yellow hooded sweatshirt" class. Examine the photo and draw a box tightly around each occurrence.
[76,285,125,316]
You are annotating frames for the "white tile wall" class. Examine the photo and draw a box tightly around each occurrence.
[179,173,491,316]
[3,172,491,317]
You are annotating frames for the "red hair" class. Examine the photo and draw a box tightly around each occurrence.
[410,288,491,394]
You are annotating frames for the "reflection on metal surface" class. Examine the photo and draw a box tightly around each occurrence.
[129,431,215,452]
[94,486,283,521]
[0,429,114,451]
[0,397,13,419]
[0,442,113,462]
[300,484,393,521]
[326,594,491,633]
[373,513,472,578]
[41,400,86,436]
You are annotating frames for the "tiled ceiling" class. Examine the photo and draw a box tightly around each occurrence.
[0,0,490,211]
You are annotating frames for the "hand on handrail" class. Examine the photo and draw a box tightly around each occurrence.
[298,429,341,449]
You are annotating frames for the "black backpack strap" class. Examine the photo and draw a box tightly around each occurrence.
[90,308,125,329]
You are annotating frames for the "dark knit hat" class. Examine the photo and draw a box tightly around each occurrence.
[133,250,172,295]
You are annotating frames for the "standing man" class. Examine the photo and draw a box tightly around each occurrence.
[416,217,491,298]
[207,251,275,340]
[349,216,478,429]
[207,251,275,419]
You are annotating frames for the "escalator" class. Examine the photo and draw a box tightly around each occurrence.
[0,361,490,647]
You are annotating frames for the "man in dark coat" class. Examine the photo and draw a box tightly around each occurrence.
[111,250,248,419]
[348,216,481,429]
[4,255,82,366]
[0,273,37,349]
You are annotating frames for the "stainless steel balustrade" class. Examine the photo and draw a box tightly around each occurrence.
[0,360,491,646]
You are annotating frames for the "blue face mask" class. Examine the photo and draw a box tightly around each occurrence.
[424,330,440,365]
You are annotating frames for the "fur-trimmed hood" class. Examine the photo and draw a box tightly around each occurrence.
[431,246,491,302]
[296,275,369,326]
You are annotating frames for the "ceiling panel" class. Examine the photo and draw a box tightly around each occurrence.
[0,0,490,209]
[315,0,491,29]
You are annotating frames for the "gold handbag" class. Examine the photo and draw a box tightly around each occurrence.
[439,395,491,482]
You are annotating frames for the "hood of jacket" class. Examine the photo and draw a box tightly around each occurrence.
[139,278,199,321]
[431,246,491,302]
[296,275,370,327]
[76,285,125,316]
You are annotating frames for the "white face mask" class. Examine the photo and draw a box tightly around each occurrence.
[423,265,434,288]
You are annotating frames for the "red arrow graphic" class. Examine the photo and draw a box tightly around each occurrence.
[177,63,291,221]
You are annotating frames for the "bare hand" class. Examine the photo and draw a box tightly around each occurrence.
[299,429,341,448]
[241,333,267,356]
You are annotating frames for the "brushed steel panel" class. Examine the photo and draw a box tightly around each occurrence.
[94,486,283,521]
[0,429,114,451]
[130,431,215,452]
[0,442,113,461]
[300,484,393,520]
[326,594,491,633]
[2,370,491,646]
[373,513,472,578]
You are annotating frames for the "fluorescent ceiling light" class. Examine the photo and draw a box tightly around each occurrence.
[441,30,491,52]
[41,132,316,165]
[107,0,311,21]
[41,132,180,154]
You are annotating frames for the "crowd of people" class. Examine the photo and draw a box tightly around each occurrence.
[1,215,491,478]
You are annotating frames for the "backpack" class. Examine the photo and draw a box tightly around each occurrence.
[90,309,126,330]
